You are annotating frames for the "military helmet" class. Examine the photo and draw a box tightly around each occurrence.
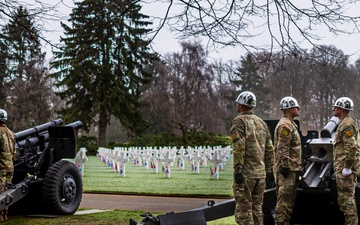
[280,96,299,110]
[235,91,256,108]
[333,97,354,111]
[0,109,7,122]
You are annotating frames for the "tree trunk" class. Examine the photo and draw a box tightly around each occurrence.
[98,107,108,147]
[181,127,188,146]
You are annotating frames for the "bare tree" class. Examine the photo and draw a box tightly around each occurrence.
[144,1,360,58]
[7,53,54,131]
[212,59,237,132]
[142,41,224,144]
[308,45,351,128]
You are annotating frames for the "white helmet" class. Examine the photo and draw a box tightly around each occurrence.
[0,109,7,122]
[280,96,299,110]
[333,97,354,111]
[235,91,256,108]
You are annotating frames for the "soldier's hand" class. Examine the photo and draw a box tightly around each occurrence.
[266,172,275,182]
[266,172,275,188]
[342,168,352,177]
[234,173,244,184]
[280,167,289,178]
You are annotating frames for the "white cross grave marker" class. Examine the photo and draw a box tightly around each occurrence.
[209,151,222,179]
[142,147,152,169]
[75,147,88,176]
[191,150,202,174]
[177,147,187,170]
[116,151,128,177]
[151,150,160,173]
[162,151,174,178]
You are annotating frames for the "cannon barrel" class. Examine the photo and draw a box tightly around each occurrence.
[64,121,83,129]
[320,116,339,138]
[15,119,82,157]
[14,119,64,141]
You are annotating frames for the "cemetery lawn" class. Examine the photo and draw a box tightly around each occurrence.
[81,155,234,197]
[6,155,236,224]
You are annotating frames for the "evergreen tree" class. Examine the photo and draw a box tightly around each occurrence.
[232,53,270,119]
[2,6,42,80]
[0,6,53,130]
[50,0,158,146]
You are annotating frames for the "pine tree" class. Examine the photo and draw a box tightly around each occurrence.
[2,6,42,80]
[0,6,53,130]
[50,0,158,146]
[232,53,270,119]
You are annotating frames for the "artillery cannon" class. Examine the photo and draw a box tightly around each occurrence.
[2,119,83,215]
[130,116,360,225]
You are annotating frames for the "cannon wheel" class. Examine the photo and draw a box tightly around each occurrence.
[42,160,82,215]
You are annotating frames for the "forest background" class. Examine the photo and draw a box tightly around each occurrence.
[1,1,360,154]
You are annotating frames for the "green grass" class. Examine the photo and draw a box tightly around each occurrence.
[82,155,234,197]
[6,153,236,224]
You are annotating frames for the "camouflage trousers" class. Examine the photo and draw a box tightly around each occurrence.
[0,168,14,222]
[0,168,13,193]
[274,171,300,225]
[232,178,266,225]
[336,173,358,225]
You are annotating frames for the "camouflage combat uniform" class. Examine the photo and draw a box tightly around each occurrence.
[0,123,16,222]
[230,111,274,225]
[334,115,360,225]
[273,116,302,225]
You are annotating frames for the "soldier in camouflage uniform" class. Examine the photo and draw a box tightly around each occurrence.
[333,97,359,225]
[273,96,302,225]
[230,91,274,225]
[0,109,16,222]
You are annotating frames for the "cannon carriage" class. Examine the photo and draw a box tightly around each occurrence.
[0,119,83,215]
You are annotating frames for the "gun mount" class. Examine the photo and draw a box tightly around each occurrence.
[302,116,338,189]
[130,117,360,225]
[1,119,83,215]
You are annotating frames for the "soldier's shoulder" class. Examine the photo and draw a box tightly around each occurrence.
[339,118,356,129]
[232,115,244,123]
[339,118,357,137]
[276,121,292,137]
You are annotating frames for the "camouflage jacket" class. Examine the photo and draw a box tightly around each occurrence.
[273,116,302,172]
[230,111,274,179]
[334,116,360,175]
[0,124,16,169]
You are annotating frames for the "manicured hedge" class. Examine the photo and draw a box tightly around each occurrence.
[78,131,231,155]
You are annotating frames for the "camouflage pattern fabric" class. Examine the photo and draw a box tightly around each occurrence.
[0,124,15,190]
[334,116,359,225]
[230,111,274,178]
[273,116,302,173]
[0,124,15,222]
[230,111,274,224]
[233,178,266,225]
[273,116,302,225]
[274,171,300,225]
[334,116,360,174]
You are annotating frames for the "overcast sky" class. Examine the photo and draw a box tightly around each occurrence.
[42,0,360,63]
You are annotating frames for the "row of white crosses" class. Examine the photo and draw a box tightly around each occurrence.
[75,147,88,176]
[96,145,232,179]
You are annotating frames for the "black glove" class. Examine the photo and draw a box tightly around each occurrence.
[279,167,289,178]
[266,172,275,182]
[234,173,244,184]
[266,172,275,188]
